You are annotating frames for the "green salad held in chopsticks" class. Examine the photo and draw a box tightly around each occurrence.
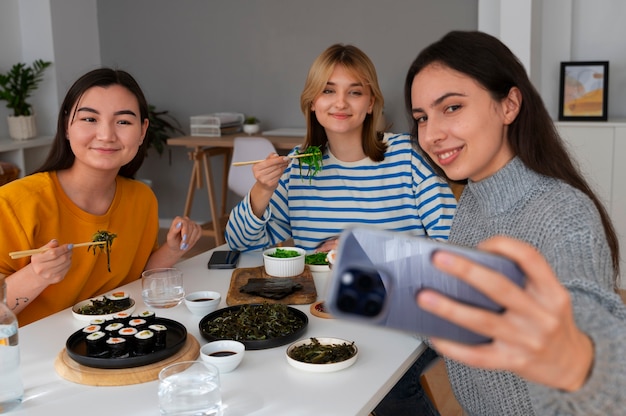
[295,146,323,183]
[88,230,117,272]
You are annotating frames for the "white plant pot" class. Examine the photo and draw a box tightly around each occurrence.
[7,115,37,140]
[243,123,260,135]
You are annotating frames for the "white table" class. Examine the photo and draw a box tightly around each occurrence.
[13,247,424,416]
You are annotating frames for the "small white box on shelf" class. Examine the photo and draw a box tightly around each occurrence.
[190,112,244,137]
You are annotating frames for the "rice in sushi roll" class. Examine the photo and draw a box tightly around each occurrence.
[128,318,147,330]
[104,322,124,335]
[134,310,156,323]
[82,324,101,336]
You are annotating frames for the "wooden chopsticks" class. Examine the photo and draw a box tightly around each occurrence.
[9,241,106,259]
[232,153,314,167]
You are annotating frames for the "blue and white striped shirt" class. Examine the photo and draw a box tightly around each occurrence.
[225,133,457,252]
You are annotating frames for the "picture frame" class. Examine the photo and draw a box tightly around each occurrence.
[558,61,609,121]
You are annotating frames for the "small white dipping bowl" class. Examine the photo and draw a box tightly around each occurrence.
[263,247,306,277]
[184,291,221,316]
[200,340,245,373]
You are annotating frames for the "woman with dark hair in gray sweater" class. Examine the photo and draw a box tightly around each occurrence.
[404,30,623,415]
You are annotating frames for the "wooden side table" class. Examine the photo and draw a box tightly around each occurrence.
[167,134,304,245]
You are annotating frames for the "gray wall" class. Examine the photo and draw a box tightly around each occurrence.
[94,0,477,223]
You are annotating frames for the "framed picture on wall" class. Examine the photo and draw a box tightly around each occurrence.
[558,61,609,121]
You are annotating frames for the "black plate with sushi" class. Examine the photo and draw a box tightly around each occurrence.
[66,316,187,369]
[199,303,308,350]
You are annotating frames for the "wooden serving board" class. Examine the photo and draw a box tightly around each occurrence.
[54,334,200,386]
[226,266,317,306]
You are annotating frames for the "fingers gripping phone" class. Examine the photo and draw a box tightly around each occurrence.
[325,227,526,344]
[207,250,240,269]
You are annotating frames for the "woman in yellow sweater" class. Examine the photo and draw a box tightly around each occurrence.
[0,68,201,326]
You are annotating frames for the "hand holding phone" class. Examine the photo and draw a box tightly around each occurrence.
[325,227,526,344]
[207,250,240,269]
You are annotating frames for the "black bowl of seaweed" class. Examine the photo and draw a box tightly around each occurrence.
[199,303,308,350]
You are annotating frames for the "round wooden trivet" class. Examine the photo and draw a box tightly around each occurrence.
[310,300,333,319]
[54,334,200,386]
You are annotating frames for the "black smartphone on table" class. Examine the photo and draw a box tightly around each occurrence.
[325,227,526,344]
[207,250,241,269]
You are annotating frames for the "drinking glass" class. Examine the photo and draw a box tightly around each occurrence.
[158,361,222,416]
[142,268,185,309]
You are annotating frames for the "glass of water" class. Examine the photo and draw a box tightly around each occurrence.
[158,361,222,416]
[142,268,185,309]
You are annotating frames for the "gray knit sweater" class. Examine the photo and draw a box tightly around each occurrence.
[446,157,626,415]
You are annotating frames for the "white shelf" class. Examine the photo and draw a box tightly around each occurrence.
[0,136,53,177]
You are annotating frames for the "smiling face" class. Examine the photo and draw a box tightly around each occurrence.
[67,84,148,174]
[311,65,374,141]
[410,63,520,182]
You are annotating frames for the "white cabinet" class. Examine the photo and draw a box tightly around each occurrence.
[556,121,626,287]
[0,136,53,177]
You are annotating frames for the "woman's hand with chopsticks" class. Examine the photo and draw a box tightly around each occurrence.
[21,239,73,284]
[248,153,291,218]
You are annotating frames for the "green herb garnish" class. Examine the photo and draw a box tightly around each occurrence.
[268,248,301,258]
[296,146,323,183]
[203,303,305,341]
[89,230,117,272]
[305,252,329,265]
[289,337,356,364]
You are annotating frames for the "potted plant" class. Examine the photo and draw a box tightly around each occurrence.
[146,105,185,156]
[0,59,52,140]
[243,116,260,135]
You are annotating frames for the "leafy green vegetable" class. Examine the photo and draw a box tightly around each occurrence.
[296,146,323,183]
[305,252,329,265]
[203,303,305,341]
[268,248,301,258]
[289,337,356,364]
[89,230,117,272]
[77,296,128,315]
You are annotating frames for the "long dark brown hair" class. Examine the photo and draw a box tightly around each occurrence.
[404,31,620,284]
[36,68,149,178]
[300,44,386,161]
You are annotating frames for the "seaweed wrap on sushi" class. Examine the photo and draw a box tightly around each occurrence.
[149,324,168,348]
[106,291,132,309]
[128,318,147,330]
[134,330,156,355]
[106,337,129,358]
[85,331,108,357]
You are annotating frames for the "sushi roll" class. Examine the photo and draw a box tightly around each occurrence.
[81,324,101,336]
[104,322,124,335]
[89,318,108,326]
[112,311,132,323]
[128,318,147,330]
[85,331,108,357]
[118,327,138,350]
[134,330,156,355]
[148,324,168,348]
[106,337,129,358]
[134,310,156,323]
[106,291,132,309]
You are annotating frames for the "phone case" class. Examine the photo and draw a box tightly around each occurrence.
[325,227,526,344]
[207,250,240,269]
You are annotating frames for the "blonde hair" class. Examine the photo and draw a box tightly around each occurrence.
[300,44,386,161]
